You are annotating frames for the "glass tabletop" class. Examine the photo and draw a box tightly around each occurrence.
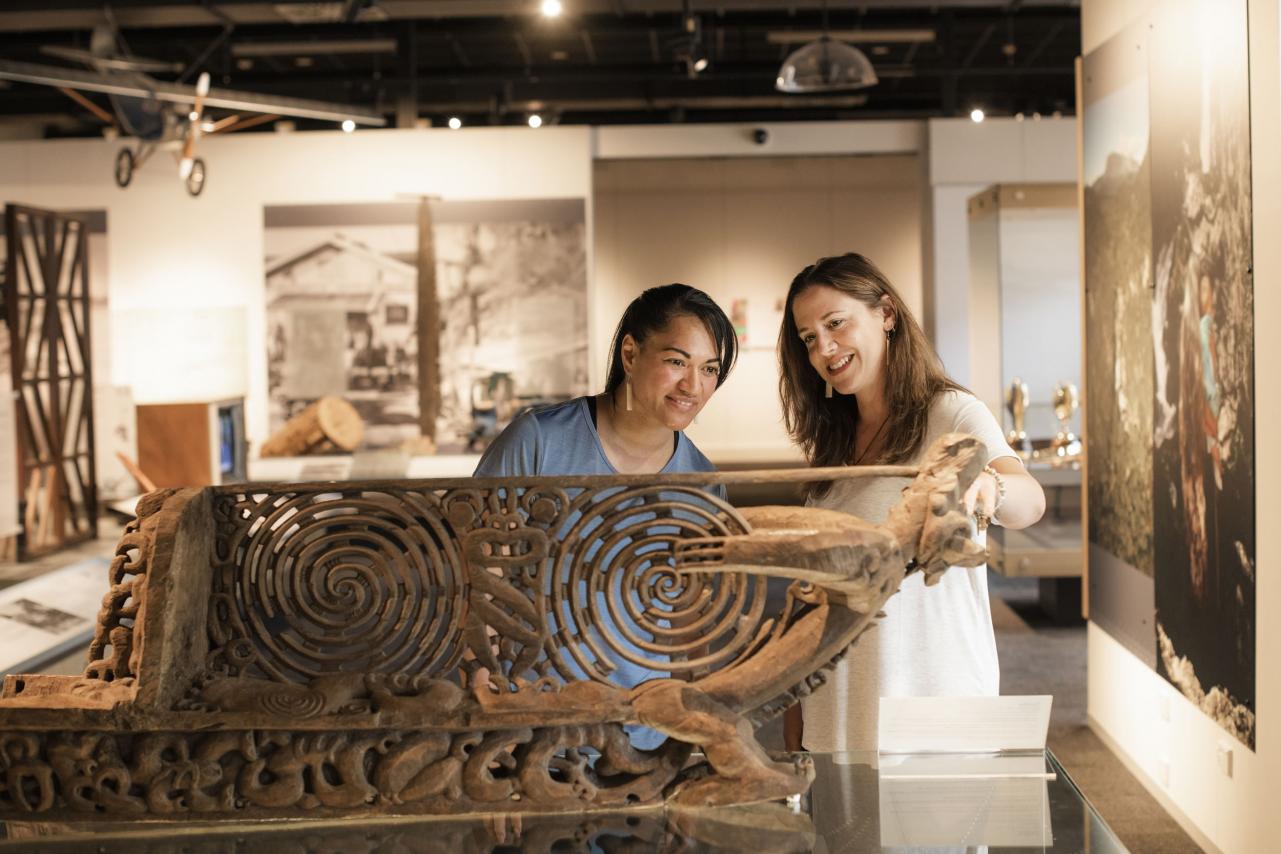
[0,749,1126,852]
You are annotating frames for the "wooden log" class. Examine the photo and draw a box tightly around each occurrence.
[260,396,364,458]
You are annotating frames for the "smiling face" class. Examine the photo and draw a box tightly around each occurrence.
[791,284,893,399]
[622,313,722,431]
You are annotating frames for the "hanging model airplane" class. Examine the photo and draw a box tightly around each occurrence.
[0,26,386,197]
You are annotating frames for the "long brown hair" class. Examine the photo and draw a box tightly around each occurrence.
[777,253,964,498]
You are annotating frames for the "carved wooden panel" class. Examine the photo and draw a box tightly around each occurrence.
[0,435,988,821]
[3,204,97,559]
[201,481,761,691]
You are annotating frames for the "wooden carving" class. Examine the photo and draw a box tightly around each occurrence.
[0,433,985,822]
[3,204,98,559]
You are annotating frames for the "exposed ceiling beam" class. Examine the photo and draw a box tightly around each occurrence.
[766,28,936,45]
[231,39,398,57]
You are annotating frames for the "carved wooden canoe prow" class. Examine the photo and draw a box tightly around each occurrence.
[0,433,985,820]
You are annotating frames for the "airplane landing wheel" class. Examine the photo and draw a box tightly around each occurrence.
[185,158,206,197]
[114,148,134,188]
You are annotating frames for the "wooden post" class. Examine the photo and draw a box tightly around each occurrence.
[416,197,440,442]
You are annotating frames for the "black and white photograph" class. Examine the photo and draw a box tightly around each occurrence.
[0,597,85,634]
[264,200,589,451]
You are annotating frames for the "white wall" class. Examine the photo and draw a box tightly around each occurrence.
[926,117,1078,393]
[0,126,595,444]
[1082,1,1281,851]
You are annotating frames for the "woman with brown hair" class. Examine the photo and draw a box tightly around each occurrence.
[778,252,1045,751]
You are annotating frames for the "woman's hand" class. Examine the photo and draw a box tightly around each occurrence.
[964,456,1046,531]
[963,470,999,518]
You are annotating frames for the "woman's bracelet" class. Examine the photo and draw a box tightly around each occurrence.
[982,464,1006,520]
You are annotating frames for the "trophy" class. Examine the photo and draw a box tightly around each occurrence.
[1005,378,1031,457]
[1049,380,1082,464]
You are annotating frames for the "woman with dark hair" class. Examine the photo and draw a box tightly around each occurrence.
[778,252,1045,751]
[473,283,737,750]
[475,282,736,478]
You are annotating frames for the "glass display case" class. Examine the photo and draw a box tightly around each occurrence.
[0,749,1124,852]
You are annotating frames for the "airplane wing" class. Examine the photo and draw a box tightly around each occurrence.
[0,59,386,126]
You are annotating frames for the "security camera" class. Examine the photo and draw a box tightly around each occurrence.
[752,128,770,146]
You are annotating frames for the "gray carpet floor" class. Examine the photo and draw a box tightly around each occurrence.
[990,572,1204,854]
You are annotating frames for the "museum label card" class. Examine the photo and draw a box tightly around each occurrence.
[878,695,1052,754]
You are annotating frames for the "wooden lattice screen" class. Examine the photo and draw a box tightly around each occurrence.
[3,204,97,559]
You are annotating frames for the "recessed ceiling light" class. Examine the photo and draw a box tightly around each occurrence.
[528,114,543,128]
[342,119,356,132]
[970,108,985,123]
[448,116,462,130]
[540,0,563,17]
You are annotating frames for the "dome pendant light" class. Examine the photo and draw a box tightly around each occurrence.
[775,1,878,93]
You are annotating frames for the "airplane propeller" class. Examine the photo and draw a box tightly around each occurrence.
[179,72,210,195]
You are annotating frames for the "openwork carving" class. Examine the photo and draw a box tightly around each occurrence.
[543,485,762,685]
[208,489,467,683]
[0,725,689,818]
[3,204,98,560]
[0,434,987,822]
[83,489,172,684]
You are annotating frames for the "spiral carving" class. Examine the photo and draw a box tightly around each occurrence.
[258,689,327,718]
[210,490,467,683]
[541,486,764,685]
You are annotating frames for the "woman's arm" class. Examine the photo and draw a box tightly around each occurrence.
[945,393,1046,531]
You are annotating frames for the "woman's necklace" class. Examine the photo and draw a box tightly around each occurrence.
[853,415,890,465]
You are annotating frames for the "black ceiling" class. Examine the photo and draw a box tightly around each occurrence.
[0,1,1081,134]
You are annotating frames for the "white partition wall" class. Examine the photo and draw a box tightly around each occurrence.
[927,116,1078,395]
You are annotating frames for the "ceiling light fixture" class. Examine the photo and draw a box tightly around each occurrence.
[540,0,563,17]
[775,0,878,93]
[448,116,462,129]
[528,113,543,128]
[970,108,985,123]
[676,2,710,77]
[342,119,356,132]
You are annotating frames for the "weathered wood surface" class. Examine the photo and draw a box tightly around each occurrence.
[259,396,364,457]
[0,434,985,821]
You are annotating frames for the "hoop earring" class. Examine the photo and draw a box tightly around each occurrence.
[825,381,833,399]
[625,378,633,411]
